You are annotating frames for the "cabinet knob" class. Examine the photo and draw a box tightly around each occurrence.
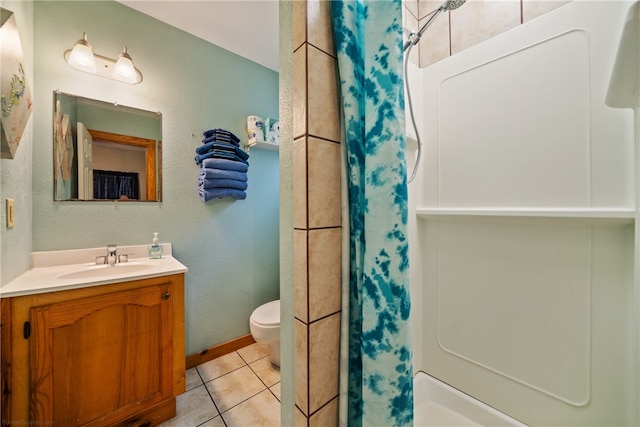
[162,292,170,300]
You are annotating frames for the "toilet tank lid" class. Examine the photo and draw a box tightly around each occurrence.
[251,300,280,326]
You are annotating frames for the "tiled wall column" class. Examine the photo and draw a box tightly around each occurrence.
[292,1,342,426]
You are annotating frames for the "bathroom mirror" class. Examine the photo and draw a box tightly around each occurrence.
[53,91,162,201]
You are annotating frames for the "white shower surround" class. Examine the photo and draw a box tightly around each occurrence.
[407,0,639,425]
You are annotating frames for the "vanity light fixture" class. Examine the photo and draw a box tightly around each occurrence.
[113,47,138,84]
[64,33,143,85]
[67,32,96,73]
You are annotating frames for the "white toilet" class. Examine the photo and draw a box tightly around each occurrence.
[249,300,280,367]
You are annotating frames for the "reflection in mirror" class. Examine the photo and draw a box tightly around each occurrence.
[53,91,162,201]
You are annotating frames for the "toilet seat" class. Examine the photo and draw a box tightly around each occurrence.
[251,300,280,327]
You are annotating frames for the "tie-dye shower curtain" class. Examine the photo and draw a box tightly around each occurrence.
[331,1,413,426]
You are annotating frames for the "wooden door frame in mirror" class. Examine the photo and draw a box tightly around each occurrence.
[87,129,161,201]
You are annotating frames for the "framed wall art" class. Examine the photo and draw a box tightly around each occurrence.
[1,8,32,159]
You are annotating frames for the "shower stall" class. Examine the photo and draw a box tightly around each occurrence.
[406,0,639,425]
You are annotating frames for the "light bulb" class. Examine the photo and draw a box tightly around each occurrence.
[68,33,96,73]
[113,47,138,84]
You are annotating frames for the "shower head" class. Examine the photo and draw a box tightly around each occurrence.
[404,0,468,183]
[443,0,467,11]
[403,0,468,51]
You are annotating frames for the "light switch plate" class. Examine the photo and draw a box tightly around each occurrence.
[6,199,15,229]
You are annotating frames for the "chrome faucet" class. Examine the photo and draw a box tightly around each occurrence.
[94,244,130,265]
[106,244,118,266]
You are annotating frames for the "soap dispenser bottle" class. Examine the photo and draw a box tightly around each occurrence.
[148,232,163,259]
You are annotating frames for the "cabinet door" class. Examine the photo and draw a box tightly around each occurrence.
[29,284,173,426]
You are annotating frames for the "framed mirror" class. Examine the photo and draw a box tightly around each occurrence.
[53,91,162,201]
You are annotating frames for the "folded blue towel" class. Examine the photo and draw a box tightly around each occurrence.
[198,168,248,182]
[201,158,248,172]
[203,128,238,138]
[234,146,249,161]
[202,128,240,143]
[202,134,239,146]
[199,187,246,201]
[198,178,248,190]
[196,141,250,160]
[196,140,233,155]
[203,142,250,162]
[195,150,249,165]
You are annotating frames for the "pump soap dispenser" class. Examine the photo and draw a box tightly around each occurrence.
[148,232,163,259]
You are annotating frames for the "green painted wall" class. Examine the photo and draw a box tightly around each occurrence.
[0,0,34,286]
[27,0,280,356]
[277,1,294,424]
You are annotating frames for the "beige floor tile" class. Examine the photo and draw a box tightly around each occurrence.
[249,355,281,387]
[237,342,270,364]
[198,416,226,427]
[196,351,246,383]
[185,367,202,391]
[270,382,281,402]
[221,389,281,427]
[158,385,219,427]
[206,365,267,413]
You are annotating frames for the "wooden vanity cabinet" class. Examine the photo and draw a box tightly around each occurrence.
[1,273,186,427]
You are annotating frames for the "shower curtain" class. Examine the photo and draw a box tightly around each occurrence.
[331,1,413,425]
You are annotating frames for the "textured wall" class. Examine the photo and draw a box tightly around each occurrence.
[0,1,34,285]
[278,2,295,425]
[26,1,279,356]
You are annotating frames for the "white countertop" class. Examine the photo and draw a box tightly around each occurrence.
[1,243,188,298]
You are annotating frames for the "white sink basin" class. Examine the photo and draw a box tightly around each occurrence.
[1,244,188,298]
[57,262,155,280]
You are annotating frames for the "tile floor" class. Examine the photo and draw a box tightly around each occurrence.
[160,343,281,427]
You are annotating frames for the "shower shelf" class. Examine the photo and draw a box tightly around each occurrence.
[415,208,635,223]
[246,140,279,152]
[242,141,280,153]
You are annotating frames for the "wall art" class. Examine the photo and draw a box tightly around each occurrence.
[1,8,33,159]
